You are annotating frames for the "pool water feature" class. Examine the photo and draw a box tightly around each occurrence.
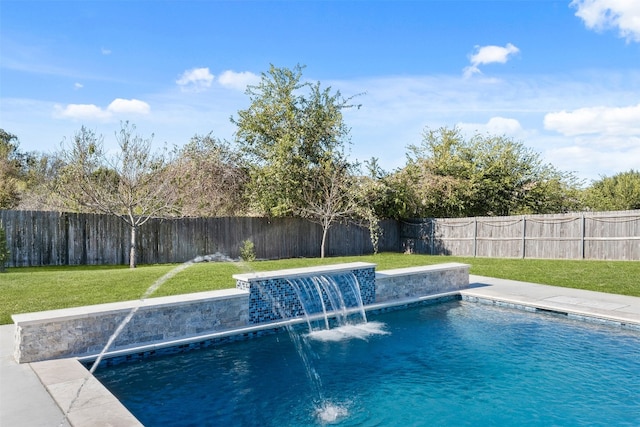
[93,300,640,426]
[284,274,368,331]
[257,272,388,419]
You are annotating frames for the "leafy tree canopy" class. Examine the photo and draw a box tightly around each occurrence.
[583,170,640,211]
[169,133,248,217]
[0,129,22,209]
[393,126,582,218]
[232,64,360,216]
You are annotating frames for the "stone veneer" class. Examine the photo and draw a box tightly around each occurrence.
[375,262,470,303]
[12,289,249,363]
[12,262,469,363]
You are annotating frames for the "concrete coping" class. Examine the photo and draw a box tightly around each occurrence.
[232,261,377,282]
[30,358,144,426]
[376,262,470,278]
[11,288,249,325]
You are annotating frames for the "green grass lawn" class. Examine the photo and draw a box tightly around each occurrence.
[1,253,639,325]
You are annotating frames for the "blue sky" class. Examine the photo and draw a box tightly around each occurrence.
[1,0,639,183]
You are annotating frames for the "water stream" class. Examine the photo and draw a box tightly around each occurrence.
[61,259,383,426]
[259,273,388,423]
[59,253,240,427]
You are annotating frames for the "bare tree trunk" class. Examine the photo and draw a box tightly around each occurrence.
[129,225,137,268]
[320,224,328,258]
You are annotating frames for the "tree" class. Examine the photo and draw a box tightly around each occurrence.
[55,122,180,268]
[232,64,360,216]
[396,127,581,218]
[232,64,361,257]
[169,133,248,217]
[0,129,23,209]
[348,158,398,252]
[0,129,66,211]
[16,152,68,211]
[583,170,640,211]
[298,158,359,258]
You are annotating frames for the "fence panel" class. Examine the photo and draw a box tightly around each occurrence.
[0,211,389,267]
[436,218,476,256]
[378,219,400,253]
[524,214,582,259]
[584,211,640,260]
[474,216,522,258]
[399,210,640,260]
[399,220,433,254]
[2,209,639,266]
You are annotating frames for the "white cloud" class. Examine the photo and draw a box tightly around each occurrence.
[571,0,640,42]
[543,103,640,136]
[543,103,640,179]
[176,67,214,92]
[218,70,260,90]
[101,47,112,55]
[74,82,83,90]
[463,43,520,78]
[20,68,637,182]
[53,98,151,121]
[547,142,640,181]
[54,103,111,120]
[107,98,151,115]
[458,116,525,136]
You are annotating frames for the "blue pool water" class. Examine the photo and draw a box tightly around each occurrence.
[94,301,640,426]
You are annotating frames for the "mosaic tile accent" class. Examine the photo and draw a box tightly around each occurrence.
[236,267,376,324]
[91,296,462,367]
[91,326,287,368]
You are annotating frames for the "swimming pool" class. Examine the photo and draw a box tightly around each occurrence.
[94,300,640,426]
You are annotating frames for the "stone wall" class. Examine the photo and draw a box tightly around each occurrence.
[13,289,249,363]
[375,263,470,303]
[12,262,469,363]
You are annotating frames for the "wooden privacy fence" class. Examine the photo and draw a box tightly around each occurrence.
[0,210,400,267]
[2,209,639,266]
[400,210,640,260]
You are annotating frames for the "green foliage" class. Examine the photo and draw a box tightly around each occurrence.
[239,239,256,262]
[0,221,9,272]
[232,64,360,216]
[0,129,24,209]
[170,133,249,216]
[583,170,640,211]
[232,64,363,258]
[351,159,390,251]
[0,129,68,211]
[393,127,582,218]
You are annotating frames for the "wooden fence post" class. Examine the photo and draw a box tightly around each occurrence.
[521,215,526,259]
[430,218,435,255]
[473,217,478,257]
[580,212,585,260]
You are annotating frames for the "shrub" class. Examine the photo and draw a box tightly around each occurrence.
[239,239,256,262]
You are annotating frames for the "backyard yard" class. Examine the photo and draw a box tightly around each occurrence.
[1,253,639,325]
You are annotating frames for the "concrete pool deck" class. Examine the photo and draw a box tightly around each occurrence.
[2,275,640,426]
